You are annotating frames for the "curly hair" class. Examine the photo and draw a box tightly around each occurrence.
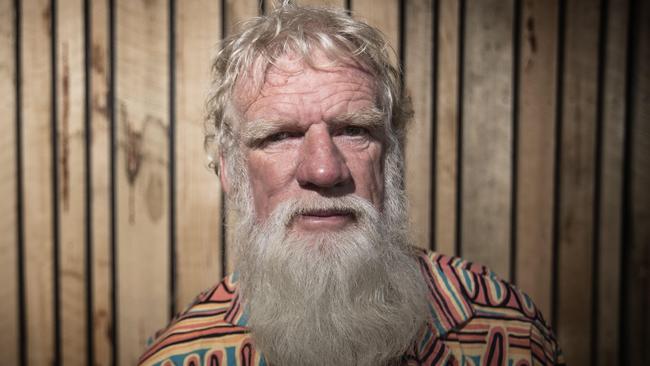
[204,0,412,175]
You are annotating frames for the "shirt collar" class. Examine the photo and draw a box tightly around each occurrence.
[222,271,249,326]
[414,250,475,354]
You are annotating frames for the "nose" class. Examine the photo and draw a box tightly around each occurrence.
[296,127,352,190]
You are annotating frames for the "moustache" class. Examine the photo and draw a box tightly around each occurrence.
[270,195,378,229]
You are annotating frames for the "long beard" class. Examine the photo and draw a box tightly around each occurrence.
[229,148,429,366]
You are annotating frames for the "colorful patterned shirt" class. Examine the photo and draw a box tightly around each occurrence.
[138,250,564,365]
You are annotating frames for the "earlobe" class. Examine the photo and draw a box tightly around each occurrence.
[219,155,230,193]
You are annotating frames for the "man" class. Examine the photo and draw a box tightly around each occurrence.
[139,3,563,365]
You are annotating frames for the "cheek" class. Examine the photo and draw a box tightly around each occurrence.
[246,152,298,216]
[347,145,385,206]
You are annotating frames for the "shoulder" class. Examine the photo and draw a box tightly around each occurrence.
[138,274,262,366]
[415,250,564,365]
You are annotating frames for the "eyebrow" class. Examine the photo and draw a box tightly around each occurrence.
[240,119,298,147]
[240,107,387,147]
[327,108,386,130]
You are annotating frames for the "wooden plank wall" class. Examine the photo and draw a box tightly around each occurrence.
[0,0,19,364]
[0,0,648,365]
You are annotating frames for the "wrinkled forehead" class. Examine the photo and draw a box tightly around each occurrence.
[232,50,377,117]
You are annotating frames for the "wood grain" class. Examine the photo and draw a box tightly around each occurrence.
[597,0,628,364]
[556,0,600,363]
[350,0,400,66]
[434,0,459,257]
[175,0,223,311]
[515,0,558,319]
[0,0,19,363]
[624,0,650,363]
[115,0,170,364]
[461,0,513,279]
[89,0,113,364]
[21,0,56,364]
[56,0,87,364]
[225,0,260,35]
[404,0,433,250]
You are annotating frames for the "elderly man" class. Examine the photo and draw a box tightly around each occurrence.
[139,3,563,366]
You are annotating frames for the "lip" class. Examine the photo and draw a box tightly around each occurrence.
[292,210,355,231]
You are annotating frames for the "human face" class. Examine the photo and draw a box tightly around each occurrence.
[233,54,386,233]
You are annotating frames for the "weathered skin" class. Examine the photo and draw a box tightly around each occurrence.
[223,53,386,232]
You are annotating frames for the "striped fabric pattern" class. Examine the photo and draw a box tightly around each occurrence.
[138,251,564,366]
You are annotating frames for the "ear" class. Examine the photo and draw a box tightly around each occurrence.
[219,155,230,194]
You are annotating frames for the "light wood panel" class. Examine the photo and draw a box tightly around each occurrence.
[175,0,223,311]
[350,0,400,65]
[56,0,87,364]
[556,0,600,364]
[0,0,19,363]
[115,0,170,364]
[404,0,433,250]
[461,0,513,278]
[597,0,628,364]
[434,0,459,257]
[90,0,113,364]
[21,0,56,364]
[515,0,558,319]
[624,0,650,363]
[225,0,260,35]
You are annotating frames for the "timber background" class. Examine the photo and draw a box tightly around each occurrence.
[0,0,648,365]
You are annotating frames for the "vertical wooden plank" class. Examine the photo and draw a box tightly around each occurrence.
[404,0,433,250]
[90,0,113,364]
[351,0,400,65]
[556,0,600,364]
[624,0,650,362]
[225,0,259,34]
[21,0,56,364]
[0,0,19,363]
[515,0,558,319]
[175,0,223,311]
[224,0,259,275]
[461,0,513,278]
[597,0,628,364]
[115,0,170,364]
[435,0,459,257]
[56,0,87,364]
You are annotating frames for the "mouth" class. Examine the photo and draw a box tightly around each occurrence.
[291,209,356,231]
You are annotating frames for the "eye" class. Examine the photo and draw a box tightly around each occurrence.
[268,131,291,142]
[264,131,301,144]
[340,126,369,137]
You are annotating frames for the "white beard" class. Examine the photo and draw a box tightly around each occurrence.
[228,147,429,366]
